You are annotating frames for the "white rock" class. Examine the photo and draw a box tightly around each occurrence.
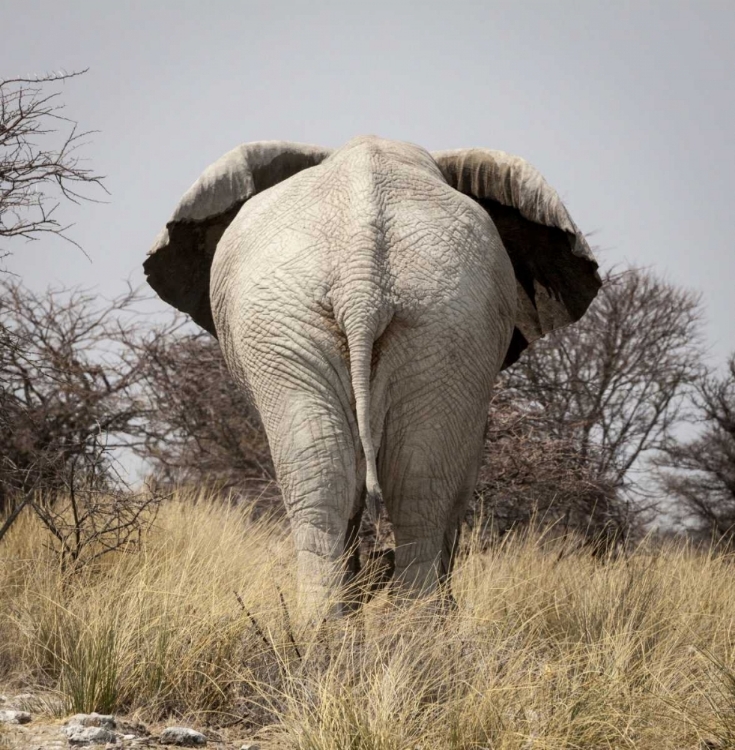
[0,709,32,724]
[159,726,207,746]
[66,712,117,729]
[66,726,117,745]
[240,744,261,750]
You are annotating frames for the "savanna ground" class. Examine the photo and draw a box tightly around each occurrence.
[1,491,734,750]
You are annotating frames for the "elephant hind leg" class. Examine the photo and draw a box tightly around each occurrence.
[258,382,365,618]
[435,487,474,608]
[379,439,485,598]
[376,347,491,599]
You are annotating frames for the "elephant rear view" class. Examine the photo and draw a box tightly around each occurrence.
[144,135,600,614]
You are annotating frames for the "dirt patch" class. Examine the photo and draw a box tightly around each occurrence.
[0,691,267,750]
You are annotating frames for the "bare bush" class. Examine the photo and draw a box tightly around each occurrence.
[470,267,703,546]
[0,278,274,525]
[471,384,628,549]
[135,329,276,502]
[0,280,172,559]
[657,354,735,545]
[500,266,703,502]
[4,430,161,569]
[0,279,169,512]
[1,70,105,260]
[29,473,161,571]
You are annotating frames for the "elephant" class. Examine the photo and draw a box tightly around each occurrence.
[144,136,600,614]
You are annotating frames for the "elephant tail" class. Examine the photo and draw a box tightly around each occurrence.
[345,326,383,522]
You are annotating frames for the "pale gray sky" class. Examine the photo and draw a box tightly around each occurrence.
[2,1,734,364]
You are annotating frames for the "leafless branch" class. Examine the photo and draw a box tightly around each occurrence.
[474,266,704,547]
[27,434,163,571]
[0,69,106,260]
[132,328,277,507]
[656,354,735,545]
[0,278,177,511]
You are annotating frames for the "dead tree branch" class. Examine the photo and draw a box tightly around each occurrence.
[0,69,106,259]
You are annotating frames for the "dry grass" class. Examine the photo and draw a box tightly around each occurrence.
[1,491,735,749]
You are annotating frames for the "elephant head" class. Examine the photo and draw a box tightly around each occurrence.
[144,136,600,613]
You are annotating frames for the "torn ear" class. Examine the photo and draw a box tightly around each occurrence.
[144,141,332,336]
[432,148,602,368]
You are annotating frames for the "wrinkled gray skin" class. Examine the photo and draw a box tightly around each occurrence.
[145,136,600,615]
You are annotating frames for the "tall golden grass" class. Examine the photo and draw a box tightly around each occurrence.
[1,490,734,749]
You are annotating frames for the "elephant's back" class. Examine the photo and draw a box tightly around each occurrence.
[210,143,516,345]
[379,166,516,329]
[210,165,338,330]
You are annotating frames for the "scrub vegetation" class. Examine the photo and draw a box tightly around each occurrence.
[2,493,735,750]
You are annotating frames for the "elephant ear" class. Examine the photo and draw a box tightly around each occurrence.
[144,141,333,336]
[432,148,602,369]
